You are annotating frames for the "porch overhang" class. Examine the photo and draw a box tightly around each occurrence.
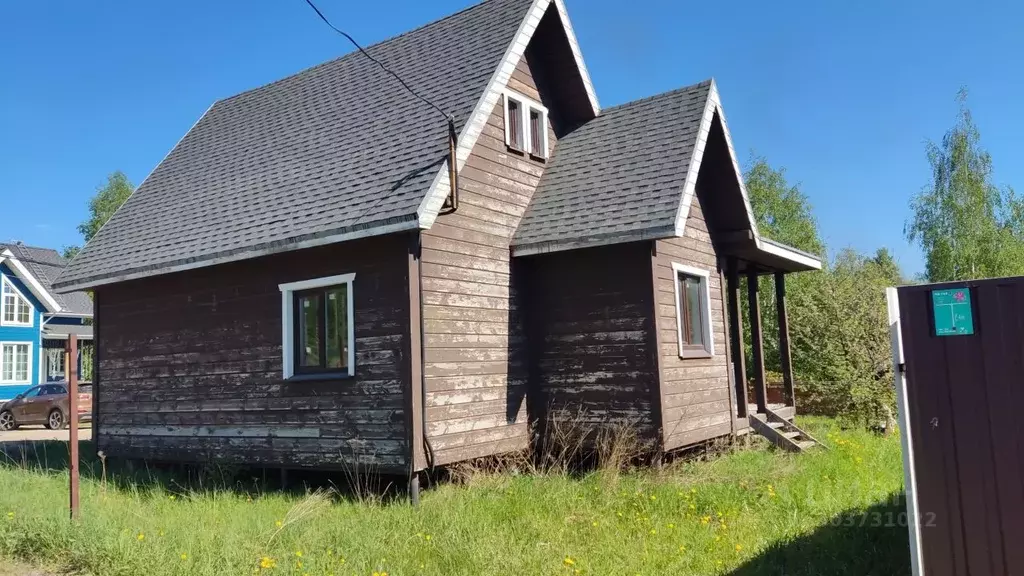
[719,232,822,275]
[42,324,94,340]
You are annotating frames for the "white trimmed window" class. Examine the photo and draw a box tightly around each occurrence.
[1,277,32,327]
[671,263,714,358]
[0,342,31,384]
[503,89,549,158]
[279,274,356,379]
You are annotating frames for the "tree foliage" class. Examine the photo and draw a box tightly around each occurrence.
[741,158,824,374]
[907,89,1024,282]
[744,157,899,426]
[788,249,900,423]
[64,171,134,258]
[79,171,135,243]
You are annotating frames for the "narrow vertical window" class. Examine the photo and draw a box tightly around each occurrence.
[506,97,523,150]
[671,263,714,357]
[529,108,544,156]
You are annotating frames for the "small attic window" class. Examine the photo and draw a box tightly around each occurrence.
[503,90,548,159]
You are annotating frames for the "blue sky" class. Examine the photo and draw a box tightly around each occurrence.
[3,0,1023,275]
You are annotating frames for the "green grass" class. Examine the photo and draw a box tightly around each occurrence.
[0,418,909,576]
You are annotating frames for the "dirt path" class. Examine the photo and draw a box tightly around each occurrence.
[0,560,56,576]
[0,427,91,444]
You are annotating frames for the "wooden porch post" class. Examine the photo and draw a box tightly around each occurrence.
[775,273,796,407]
[747,272,768,414]
[726,258,748,418]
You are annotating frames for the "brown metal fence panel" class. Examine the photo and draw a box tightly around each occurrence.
[898,279,1024,576]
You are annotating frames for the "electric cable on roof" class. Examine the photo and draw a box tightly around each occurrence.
[301,0,451,122]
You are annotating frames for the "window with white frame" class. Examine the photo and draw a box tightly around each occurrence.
[503,90,549,158]
[671,263,714,358]
[1,277,32,327]
[278,274,355,379]
[1,342,31,384]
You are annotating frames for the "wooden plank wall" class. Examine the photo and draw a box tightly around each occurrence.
[93,235,413,473]
[421,53,555,465]
[653,192,735,451]
[521,243,660,443]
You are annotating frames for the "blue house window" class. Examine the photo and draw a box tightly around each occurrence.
[0,343,30,384]
[1,277,32,327]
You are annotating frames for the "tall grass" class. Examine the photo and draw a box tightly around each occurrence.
[0,418,908,575]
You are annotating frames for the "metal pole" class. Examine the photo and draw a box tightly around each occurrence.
[68,334,80,520]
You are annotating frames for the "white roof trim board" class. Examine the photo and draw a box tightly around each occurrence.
[0,250,62,313]
[416,0,600,229]
[673,81,819,271]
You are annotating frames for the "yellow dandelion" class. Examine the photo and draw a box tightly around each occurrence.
[689,504,696,510]
[295,551,303,557]
[373,572,380,576]
[339,558,346,564]
[5,512,12,519]
[327,549,333,556]
[715,536,722,542]
[592,521,598,527]
[617,512,623,517]
[649,495,656,501]
[168,495,176,501]
[424,534,431,541]
[649,529,657,535]
[180,553,187,561]
[259,556,276,569]
[137,533,145,541]
[158,530,165,537]
[735,544,743,552]
[275,520,282,528]
[667,523,675,529]
[564,557,576,566]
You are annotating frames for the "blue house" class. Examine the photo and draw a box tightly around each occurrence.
[0,243,93,400]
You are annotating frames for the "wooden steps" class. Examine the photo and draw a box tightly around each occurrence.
[748,408,825,453]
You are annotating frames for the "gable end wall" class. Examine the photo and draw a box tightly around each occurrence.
[421,53,556,465]
[654,193,735,450]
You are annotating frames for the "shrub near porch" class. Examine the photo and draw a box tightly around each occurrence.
[0,418,908,576]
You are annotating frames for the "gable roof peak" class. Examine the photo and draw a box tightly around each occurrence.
[55,0,562,292]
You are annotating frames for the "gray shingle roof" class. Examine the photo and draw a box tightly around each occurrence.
[1,243,93,315]
[512,80,713,253]
[55,0,534,291]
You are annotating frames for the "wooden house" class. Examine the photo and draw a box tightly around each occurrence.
[0,243,93,403]
[53,0,820,478]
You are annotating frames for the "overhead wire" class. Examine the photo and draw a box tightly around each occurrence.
[301,0,451,122]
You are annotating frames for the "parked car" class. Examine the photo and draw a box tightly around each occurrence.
[0,384,92,431]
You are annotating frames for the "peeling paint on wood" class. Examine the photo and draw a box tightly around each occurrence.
[94,235,412,470]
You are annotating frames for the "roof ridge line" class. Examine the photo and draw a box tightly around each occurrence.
[600,78,714,113]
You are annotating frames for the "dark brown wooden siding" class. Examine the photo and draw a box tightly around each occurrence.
[654,194,735,451]
[421,53,556,465]
[520,242,660,442]
[897,279,1024,576]
[93,234,413,473]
